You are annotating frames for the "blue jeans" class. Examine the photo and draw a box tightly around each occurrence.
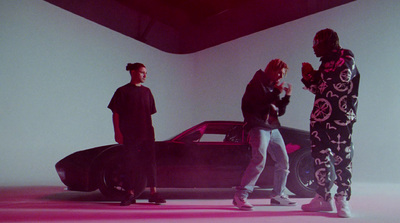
[235,128,290,199]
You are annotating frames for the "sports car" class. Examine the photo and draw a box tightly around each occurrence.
[55,121,317,199]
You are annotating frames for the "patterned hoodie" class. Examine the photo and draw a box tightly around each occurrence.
[302,48,360,126]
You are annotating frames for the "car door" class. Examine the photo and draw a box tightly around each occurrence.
[183,123,251,187]
[156,122,251,188]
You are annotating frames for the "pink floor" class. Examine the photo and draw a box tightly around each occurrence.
[0,183,398,223]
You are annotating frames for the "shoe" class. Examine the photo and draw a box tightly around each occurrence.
[149,193,166,204]
[270,194,297,206]
[335,194,351,218]
[120,194,136,206]
[233,195,253,210]
[301,194,334,212]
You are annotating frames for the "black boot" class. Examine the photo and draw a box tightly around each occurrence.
[148,192,166,204]
[120,194,136,206]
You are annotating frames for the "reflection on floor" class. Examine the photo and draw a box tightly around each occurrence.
[0,183,398,223]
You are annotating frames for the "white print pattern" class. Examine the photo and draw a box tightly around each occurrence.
[315,168,331,187]
[346,109,356,121]
[333,82,349,92]
[326,91,339,98]
[340,69,352,82]
[347,81,354,94]
[336,169,343,181]
[338,95,348,113]
[315,158,330,166]
[334,155,343,166]
[326,123,337,130]
[311,98,332,122]
[345,146,353,159]
[336,57,345,69]
[311,131,321,141]
[330,134,347,152]
[334,119,351,126]
[318,81,328,94]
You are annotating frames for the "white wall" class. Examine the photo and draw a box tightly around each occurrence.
[1,0,399,186]
[0,0,195,185]
[191,0,400,184]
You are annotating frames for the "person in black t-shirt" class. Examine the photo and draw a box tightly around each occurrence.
[108,63,165,206]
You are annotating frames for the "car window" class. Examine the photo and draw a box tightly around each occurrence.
[176,123,245,143]
[180,131,202,143]
[198,124,244,143]
[223,125,244,143]
[199,133,226,142]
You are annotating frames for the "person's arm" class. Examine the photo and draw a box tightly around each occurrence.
[301,62,321,94]
[275,82,291,116]
[112,112,123,144]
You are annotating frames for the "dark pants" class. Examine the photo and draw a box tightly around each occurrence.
[310,122,354,201]
[122,140,157,191]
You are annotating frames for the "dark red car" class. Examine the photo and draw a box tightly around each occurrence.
[56,121,316,199]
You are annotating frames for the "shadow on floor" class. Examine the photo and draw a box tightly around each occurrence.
[42,187,277,202]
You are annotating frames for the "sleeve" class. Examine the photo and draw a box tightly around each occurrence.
[107,88,122,114]
[321,50,356,97]
[301,70,322,95]
[149,90,157,115]
[275,94,290,116]
[335,52,357,83]
[242,82,280,115]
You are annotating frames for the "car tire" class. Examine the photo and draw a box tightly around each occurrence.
[287,149,317,198]
[97,152,146,200]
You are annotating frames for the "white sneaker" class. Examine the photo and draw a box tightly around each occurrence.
[301,194,334,212]
[271,194,297,206]
[335,194,351,218]
[233,195,253,210]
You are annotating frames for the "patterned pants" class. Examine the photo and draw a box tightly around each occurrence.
[310,122,354,201]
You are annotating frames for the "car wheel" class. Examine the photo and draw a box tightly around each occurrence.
[287,149,317,198]
[97,153,146,200]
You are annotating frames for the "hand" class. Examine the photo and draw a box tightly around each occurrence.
[284,83,292,96]
[302,62,314,80]
[275,82,285,94]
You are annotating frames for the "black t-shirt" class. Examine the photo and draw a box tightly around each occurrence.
[108,83,156,141]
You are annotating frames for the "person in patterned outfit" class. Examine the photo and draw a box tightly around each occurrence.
[300,29,360,218]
